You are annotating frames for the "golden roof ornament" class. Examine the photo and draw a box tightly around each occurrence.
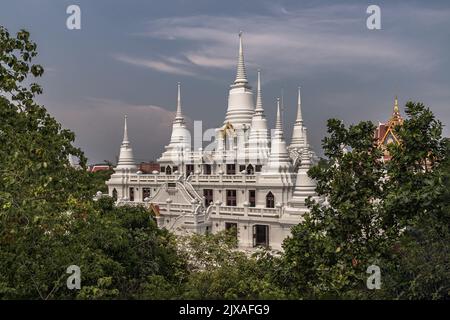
[389,96,403,126]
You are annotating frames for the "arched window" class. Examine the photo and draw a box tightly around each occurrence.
[266,192,275,208]
[112,188,118,201]
[246,164,254,175]
[165,165,172,175]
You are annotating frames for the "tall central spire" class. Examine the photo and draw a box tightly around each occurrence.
[223,32,254,129]
[234,31,248,85]
[175,82,184,124]
[123,114,129,143]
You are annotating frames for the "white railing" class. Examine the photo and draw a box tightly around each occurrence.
[190,174,256,184]
[248,207,279,217]
[209,205,280,218]
[129,175,177,183]
[186,183,203,202]
[218,206,245,215]
[117,200,279,219]
[156,203,194,214]
[168,203,193,212]
[128,172,258,185]
[198,175,220,182]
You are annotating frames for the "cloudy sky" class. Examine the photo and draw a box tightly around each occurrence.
[1,0,449,164]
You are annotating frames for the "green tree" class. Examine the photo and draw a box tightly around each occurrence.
[0,26,186,300]
[0,25,87,299]
[74,198,186,300]
[175,230,286,300]
[281,120,388,298]
[378,104,449,299]
[280,102,449,299]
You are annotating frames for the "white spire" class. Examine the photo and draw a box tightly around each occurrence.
[224,32,254,129]
[264,98,292,172]
[175,82,184,123]
[157,83,191,166]
[234,31,248,85]
[116,115,137,171]
[275,98,283,133]
[295,86,303,125]
[123,114,129,142]
[290,86,308,149]
[255,69,263,113]
[281,88,284,125]
[168,82,189,145]
[248,69,270,161]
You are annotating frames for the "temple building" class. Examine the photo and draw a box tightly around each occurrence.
[375,96,404,161]
[106,33,318,250]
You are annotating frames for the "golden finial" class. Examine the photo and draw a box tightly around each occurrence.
[394,96,399,114]
[389,95,403,126]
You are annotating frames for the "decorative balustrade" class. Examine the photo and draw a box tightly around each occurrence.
[198,175,220,183]
[168,203,193,212]
[128,175,177,183]
[248,207,279,217]
[153,203,194,214]
[210,205,280,218]
[218,206,245,216]
[117,199,280,219]
[127,173,256,185]
[190,174,256,185]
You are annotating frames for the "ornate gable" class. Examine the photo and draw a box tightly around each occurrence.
[377,96,403,147]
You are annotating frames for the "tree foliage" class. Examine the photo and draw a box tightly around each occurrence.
[176,230,286,299]
[0,26,185,300]
[281,102,449,299]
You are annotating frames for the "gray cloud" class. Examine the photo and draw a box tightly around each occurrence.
[114,54,197,76]
[133,4,446,80]
[2,0,448,164]
[48,97,192,164]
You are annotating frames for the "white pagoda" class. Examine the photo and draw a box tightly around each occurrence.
[106,32,318,250]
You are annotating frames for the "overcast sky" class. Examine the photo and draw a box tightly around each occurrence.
[1,0,449,164]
